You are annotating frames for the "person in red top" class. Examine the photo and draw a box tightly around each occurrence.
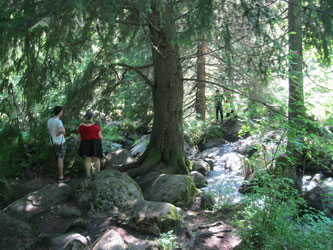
[78,111,103,176]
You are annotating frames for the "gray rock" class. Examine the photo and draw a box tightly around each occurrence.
[192,160,210,175]
[120,199,183,236]
[75,169,143,218]
[5,183,72,219]
[60,203,82,217]
[0,178,18,205]
[204,159,214,170]
[303,178,333,218]
[0,210,36,241]
[135,171,161,191]
[202,138,228,150]
[143,174,199,208]
[130,135,150,156]
[220,152,248,174]
[65,240,90,250]
[0,210,41,249]
[66,218,88,233]
[52,232,90,250]
[190,171,208,188]
[93,229,125,250]
[105,149,134,167]
[25,233,52,250]
[222,118,243,142]
[199,147,221,159]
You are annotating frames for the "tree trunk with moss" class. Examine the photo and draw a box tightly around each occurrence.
[284,0,304,190]
[195,37,207,120]
[122,0,190,177]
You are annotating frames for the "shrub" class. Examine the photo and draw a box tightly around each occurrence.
[233,174,333,250]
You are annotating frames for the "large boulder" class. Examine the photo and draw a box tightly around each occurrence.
[199,147,222,159]
[93,229,126,250]
[143,174,199,208]
[105,149,135,167]
[192,160,210,175]
[190,171,208,188]
[220,152,251,178]
[201,192,217,210]
[0,178,18,206]
[303,178,333,218]
[222,118,243,142]
[4,183,72,220]
[119,199,183,236]
[135,171,162,191]
[202,138,228,150]
[75,169,143,218]
[0,210,37,249]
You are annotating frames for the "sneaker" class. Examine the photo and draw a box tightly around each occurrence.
[58,176,71,183]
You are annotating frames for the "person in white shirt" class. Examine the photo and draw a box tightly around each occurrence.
[47,106,70,183]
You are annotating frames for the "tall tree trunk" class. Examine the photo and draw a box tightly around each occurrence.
[195,37,207,120]
[284,0,304,190]
[124,0,190,177]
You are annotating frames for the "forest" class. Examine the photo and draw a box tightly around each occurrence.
[0,0,332,249]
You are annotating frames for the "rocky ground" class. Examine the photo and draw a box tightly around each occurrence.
[2,119,331,250]
[1,175,242,250]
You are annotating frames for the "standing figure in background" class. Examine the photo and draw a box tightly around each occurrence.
[225,99,235,123]
[214,90,224,121]
[78,111,103,176]
[47,106,71,183]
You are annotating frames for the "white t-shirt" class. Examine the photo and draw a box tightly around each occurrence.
[47,117,66,145]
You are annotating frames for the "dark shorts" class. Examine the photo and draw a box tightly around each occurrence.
[52,143,66,158]
[78,139,103,158]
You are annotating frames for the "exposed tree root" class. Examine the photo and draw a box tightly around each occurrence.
[122,147,191,178]
[126,148,161,177]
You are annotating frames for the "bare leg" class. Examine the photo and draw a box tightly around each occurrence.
[85,157,92,176]
[93,157,101,173]
[58,157,64,178]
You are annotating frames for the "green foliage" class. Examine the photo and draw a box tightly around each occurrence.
[101,126,123,142]
[183,118,224,147]
[0,178,19,206]
[183,118,206,146]
[156,230,181,250]
[0,124,26,177]
[234,174,333,250]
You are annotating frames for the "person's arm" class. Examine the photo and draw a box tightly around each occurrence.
[98,131,103,145]
[56,126,66,137]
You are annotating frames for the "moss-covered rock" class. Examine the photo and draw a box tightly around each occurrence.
[135,171,162,191]
[105,149,134,168]
[143,174,199,208]
[0,178,18,206]
[190,171,208,188]
[75,169,143,218]
[192,160,210,175]
[120,199,183,235]
[4,183,72,220]
[0,210,37,249]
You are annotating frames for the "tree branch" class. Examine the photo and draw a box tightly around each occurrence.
[183,78,283,113]
[116,63,154,87]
